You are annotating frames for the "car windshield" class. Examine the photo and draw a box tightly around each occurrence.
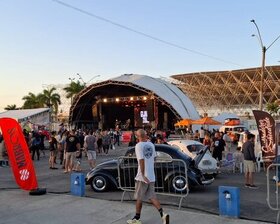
[186,144,204,154]
[233,127,246,132]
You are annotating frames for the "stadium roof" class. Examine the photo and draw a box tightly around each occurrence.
[171,66,280,114]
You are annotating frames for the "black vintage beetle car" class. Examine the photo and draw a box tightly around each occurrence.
[85,144,214,192]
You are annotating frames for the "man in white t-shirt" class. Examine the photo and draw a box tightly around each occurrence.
[127,129,169,224]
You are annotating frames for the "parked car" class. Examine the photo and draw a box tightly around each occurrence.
[85,144,214,192]
[168,140,219,177]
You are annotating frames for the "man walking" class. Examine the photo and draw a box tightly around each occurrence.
[243,133,258,189]
[84,130,97,169]
[127,129,169,224]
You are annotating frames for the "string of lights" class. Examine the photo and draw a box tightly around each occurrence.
[100,95,149,103]
[52,0,243,67]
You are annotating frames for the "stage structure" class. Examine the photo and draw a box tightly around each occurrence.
[172,66,280,116]
[69,74,199,130]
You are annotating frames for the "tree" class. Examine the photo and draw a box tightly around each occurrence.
[63,80,85,103]
[22,92,44,109]
[4,104,18,110]
[266,101,280,117]
[38,87,61,114]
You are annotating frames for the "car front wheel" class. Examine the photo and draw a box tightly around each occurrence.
[90,175,109,192]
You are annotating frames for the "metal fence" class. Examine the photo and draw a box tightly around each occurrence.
[267,163,280,223]
[117,156,189,209]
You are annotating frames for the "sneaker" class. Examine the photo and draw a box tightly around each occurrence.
[249,185,259,189]
[162,213,170,224]
[245,184,250,188]
[127,218,142,224]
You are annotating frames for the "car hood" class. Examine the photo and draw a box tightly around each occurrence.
[193,146,209,167]
[87,159,118,175]
[95,159,118,169]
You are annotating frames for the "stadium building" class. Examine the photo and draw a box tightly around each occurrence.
[172,66,280,117]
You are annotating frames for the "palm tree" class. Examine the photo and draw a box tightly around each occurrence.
[63,80,85,103]
[4,104,18,110]
[266,101,280,117]
[22,92,44,109]
[38,87,61,114]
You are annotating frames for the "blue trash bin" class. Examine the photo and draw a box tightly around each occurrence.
[71,173,85,197]
[219,186,240,218]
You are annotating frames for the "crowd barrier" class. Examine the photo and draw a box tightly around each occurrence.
[266,163,280,224]
[117,156,189,209]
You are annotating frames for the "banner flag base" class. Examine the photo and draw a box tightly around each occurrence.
[29,188,47,196]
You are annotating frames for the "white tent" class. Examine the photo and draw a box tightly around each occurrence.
[113,74,200,120]
[0,108,50,124]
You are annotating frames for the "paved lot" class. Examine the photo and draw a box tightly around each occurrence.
[0,144,278,223]
[0,189,267,224]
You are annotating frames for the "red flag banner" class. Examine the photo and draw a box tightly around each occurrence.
[253,110,276,160]
[0,118,38,190]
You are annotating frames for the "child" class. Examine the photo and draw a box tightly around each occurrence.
[73,148,82,172]
[233,147,244,172]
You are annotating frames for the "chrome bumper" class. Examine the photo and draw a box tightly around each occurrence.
[201,177,215,185]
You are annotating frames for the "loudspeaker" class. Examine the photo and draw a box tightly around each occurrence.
[92,104,98,117]
[146,100,154,121]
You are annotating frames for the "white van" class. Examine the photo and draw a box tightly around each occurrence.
[237,130,261,157]
[219,125,247,133]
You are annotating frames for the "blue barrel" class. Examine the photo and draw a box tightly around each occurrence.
[219,186,240,218]
[71,173,85,197]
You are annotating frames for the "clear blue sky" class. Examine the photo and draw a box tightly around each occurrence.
[1,0,280,111]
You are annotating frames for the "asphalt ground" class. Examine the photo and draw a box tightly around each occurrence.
[0,144,279,223]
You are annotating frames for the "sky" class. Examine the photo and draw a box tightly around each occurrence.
[1,0,280,112]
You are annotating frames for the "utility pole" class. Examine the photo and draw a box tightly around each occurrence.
[251,19,280,111]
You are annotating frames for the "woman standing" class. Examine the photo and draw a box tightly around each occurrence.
[49,131,58,169]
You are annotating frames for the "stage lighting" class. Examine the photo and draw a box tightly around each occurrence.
[116,98,120,102]
[143,96,147,100]
[130,97,134,101]
[103,98,107,103]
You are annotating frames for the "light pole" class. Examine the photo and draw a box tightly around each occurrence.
[76,73,101,86]
[251,19,280,111]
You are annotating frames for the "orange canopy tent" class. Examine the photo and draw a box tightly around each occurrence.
[191,117,221,125]
[174,118,193,126]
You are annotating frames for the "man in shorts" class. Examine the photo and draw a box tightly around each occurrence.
[127,129,169,224]
[64,130,80,173]
[84,130,97,169]
[242,133,258,189]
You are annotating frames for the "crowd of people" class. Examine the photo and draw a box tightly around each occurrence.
[0,123,276,191]
[19,127,123,172]
[194,127,259,189]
